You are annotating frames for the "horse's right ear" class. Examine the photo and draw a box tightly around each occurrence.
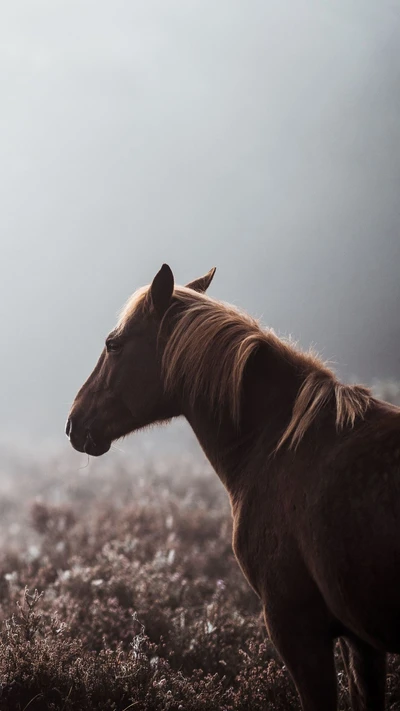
[149,264,174,317]
[186,267,216,294]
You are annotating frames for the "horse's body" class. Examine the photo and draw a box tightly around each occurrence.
[67,265,400,710]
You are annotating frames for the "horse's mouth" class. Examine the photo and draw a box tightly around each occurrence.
[82,433,111,457]
[66,408,138,457]
[67,424,111,457]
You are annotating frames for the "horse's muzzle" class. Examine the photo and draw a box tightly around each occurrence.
[65,417,111,457]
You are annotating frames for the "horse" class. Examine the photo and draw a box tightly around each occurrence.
[67,264,400,711]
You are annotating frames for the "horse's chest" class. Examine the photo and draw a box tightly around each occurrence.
[231,493,289,598]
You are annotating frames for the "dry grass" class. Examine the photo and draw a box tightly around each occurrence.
[0,381,399,710]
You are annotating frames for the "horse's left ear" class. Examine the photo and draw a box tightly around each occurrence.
[150,264,175,317]
[186,267,216,293]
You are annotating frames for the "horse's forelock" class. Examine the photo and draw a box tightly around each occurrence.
[116,286,150,331]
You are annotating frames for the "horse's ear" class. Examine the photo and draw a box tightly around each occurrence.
[149,264,174,317]
[186,267,216,294]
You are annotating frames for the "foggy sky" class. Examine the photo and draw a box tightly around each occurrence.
[1,1,400,438]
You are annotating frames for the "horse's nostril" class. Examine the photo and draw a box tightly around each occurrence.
[65,417,72,438]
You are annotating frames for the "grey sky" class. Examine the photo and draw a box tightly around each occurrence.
[1,1,400,438]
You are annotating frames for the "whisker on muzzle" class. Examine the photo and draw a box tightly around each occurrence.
[78,454,90,471]
[111,443,125,454]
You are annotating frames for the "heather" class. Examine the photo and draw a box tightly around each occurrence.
[0,382,399,710]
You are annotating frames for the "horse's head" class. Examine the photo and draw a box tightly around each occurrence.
[66,264,215,456]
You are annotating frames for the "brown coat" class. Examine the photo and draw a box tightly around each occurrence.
[68,265,400,710]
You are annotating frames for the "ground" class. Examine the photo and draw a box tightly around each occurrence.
[0,380,399,710]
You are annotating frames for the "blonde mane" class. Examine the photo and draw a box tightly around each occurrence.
[117,286,149,329]
[124,286,371,450]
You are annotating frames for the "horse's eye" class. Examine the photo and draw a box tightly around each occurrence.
[106,339,122,354]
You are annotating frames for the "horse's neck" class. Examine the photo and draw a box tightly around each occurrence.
[183,349,301,495]
[184,406,244,490]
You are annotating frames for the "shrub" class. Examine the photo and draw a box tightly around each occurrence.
[1,387,400,710]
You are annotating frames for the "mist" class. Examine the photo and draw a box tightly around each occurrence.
[1,0,399,439]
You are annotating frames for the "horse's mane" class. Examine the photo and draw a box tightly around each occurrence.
[123,286,371,450]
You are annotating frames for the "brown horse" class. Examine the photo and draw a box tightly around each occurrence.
[67,264,400,711]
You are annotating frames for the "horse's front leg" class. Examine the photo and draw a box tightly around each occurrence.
[264,604,338,711]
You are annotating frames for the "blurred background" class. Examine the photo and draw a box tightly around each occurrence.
[1,0,399,444]
[1,7,400,707]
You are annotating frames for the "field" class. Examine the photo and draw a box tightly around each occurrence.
[1,381,400,710]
